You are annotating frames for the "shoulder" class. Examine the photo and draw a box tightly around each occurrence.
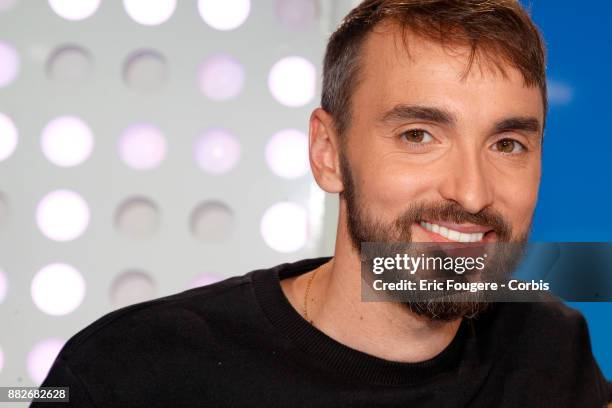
[56,271,259,366]
[51,256,326,370]
[486,297,596,356]
[495,297,591,339]
[36,268,281,406]
[483,299,609,403]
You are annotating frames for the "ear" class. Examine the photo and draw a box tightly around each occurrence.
[309,108,344,194]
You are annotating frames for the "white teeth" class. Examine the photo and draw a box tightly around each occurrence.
[419,221,485,242]
[448,230,460,241]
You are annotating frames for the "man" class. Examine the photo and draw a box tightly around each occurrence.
[34,0,611,407]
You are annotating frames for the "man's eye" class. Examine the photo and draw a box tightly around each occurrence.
[491,138,526,154]
[400,129,434,144]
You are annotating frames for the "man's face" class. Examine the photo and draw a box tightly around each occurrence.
[339,23,544,320]
[341,22,544,249]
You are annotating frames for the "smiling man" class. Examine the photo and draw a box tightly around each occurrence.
[34,1,611,407]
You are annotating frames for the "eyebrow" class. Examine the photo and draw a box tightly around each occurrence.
[379,104,542,135]
[493,117,541,135]
[380,104,456,126]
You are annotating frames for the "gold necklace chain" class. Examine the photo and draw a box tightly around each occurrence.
[303,265,322,323]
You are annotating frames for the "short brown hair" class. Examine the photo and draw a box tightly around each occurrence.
[322,0,547,138]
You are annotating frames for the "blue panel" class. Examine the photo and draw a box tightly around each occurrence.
[524,1,612,379]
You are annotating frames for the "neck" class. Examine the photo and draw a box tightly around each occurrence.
[281,211,463,363]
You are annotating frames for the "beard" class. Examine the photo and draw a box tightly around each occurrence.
[339,150,530,321]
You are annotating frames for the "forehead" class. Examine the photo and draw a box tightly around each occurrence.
[354,21,544,123]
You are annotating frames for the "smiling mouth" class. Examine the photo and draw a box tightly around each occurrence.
[418,221,494,243]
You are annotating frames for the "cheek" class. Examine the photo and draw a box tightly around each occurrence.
[353,154,440,217]
[515,186,539,227]
[496,164,541,229]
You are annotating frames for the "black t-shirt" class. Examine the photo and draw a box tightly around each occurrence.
[32,257,611,407]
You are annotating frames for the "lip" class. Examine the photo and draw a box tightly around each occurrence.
[420,219,493,234]
[415,222,497,243]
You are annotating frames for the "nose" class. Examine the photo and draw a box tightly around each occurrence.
[438,148,494,214]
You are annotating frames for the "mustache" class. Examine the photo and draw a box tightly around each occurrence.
[393,201,513,241]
